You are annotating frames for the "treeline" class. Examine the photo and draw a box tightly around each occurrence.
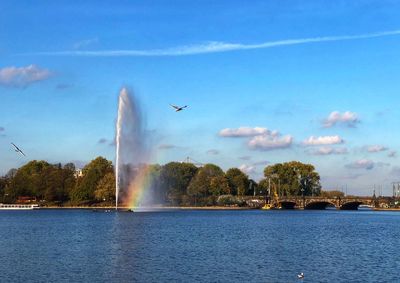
[0,157,323,206]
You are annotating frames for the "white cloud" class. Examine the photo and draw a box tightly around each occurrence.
[0,65,52,88]
[388,151,397,158]
[248,134,293,151]
[220,126,292,151]
[346,159,375,170]
[219,127,274,137]
[29,29,400,57]
[303,135,344,146]
[366,145,388,153]
[323,111,359,128]
[309,146,348,155]
[239,164,256,174]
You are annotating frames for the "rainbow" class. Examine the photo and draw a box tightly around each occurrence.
[121,165,155,209]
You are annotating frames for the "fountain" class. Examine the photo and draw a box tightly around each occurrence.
[115,87,148,209]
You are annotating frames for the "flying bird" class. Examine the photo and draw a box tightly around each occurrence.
[170,104,188,112]
[11,143,26,157]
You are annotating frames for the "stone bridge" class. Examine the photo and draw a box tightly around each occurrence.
[246,196,393,210]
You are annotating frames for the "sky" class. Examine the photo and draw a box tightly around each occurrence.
[1,0,400,195]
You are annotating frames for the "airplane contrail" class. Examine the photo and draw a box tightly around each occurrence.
[22,29,400,57]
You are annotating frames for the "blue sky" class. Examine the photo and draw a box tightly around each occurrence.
[1,0,400,195]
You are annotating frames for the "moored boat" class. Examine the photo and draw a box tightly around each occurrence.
[0,203,39,210]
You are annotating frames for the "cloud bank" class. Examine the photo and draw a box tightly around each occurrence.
[219,127,273,137]
[248,134,293,151]
[0,65,52,88]
[323,111,359,128]
[303,135,344,146]
[26,29,400,57]
[220,126,292,151]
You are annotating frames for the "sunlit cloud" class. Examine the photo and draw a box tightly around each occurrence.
[248,134,293,151]
[239,164,256,174]
[27,29,400,57]
[303,135,344,146]
[323,111,360,128]
[0,65,52,88]
[219,127,274,137]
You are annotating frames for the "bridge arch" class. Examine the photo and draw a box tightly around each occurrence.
[305,201,336,210]
[340,201,363,210]
[279,201,297,209]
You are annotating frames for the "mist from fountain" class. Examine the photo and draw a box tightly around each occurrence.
[115,87,148,209]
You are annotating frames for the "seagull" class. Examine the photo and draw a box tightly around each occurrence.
[11,142,26,157]
[170,104,188,112]
[297,272,304,279]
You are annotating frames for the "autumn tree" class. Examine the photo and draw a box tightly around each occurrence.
[225,168,250,196]
[263,161,321,196]
[71,156,113,203]
[94,172,116,202]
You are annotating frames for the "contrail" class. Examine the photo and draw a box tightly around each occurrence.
[23,29,400,57]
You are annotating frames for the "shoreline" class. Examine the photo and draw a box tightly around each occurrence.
[34,206,400,211]
[40,206,254,210]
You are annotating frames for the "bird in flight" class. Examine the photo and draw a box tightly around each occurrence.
[170,104,188,112]
[11,143,26,157]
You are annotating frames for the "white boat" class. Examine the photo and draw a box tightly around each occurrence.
[0,203,39,210]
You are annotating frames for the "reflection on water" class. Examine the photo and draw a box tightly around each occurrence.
[0,209,399,282]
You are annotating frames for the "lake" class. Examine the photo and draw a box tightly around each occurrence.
[0,209,399,283]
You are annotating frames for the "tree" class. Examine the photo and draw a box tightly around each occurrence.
[94,172,116,202]
[263,161,321,196]
[70,156,113,203]
[187,164,224,201]
[209,175,230,196]
[160,162,198,205]
[225,168,250,196]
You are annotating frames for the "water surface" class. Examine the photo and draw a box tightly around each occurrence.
[0,209,399,282]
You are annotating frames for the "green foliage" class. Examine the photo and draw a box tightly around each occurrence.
[225,168,250,196]
[217,194,246,206]
[1,157,323,207]
[70,156,113,203]
[160,162,198,205]
[263,161,321,196]
[187,164,224,200]
[94,172,116,202]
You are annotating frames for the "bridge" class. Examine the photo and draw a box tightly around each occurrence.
[246,196,394,210]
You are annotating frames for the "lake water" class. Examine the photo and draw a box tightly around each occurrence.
[0,209,399,283]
